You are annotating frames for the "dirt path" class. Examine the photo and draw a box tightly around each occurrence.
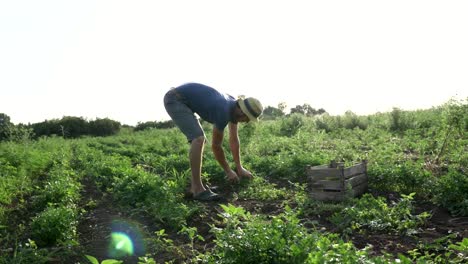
[77,177,158,263]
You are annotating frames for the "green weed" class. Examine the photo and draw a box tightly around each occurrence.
[30,206,78,247]
[330,193,430,235]
[201,204,387,263]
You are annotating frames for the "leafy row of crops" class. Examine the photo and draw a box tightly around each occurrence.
[0,99,466,263]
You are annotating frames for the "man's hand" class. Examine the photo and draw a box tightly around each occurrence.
[226,169,240,183]
[237,167,253,180]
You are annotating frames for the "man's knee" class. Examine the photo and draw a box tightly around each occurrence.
[190,136,206,146]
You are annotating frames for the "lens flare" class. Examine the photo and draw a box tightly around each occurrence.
[109,232,134,258]
[107,219,145,259]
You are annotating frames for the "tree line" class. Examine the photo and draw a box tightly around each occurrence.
[0,103,326,141]
[0,114,121,141]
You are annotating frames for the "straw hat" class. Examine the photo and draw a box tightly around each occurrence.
[237,97,263,122]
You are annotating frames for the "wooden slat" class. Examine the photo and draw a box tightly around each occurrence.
[343,163,367,179]
[329,161,345,168]
[309,180,343,190]
[308,175,342,182]
[349,182,368,197]
[307,165,329,170]
[307,162,368,201]
[309,188,342,193]
[344,173,367,188]
[306,166,342,180]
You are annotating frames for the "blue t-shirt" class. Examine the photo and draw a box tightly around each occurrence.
[174,83,237,130]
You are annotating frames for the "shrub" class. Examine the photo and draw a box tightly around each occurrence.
[342,111,368,130]
[31,206,77,247]
[262,105,285,120]
[89,118,121,136]
[390,107,414,132]
[134,120,175,131]
[368,158,435,196]
[278,114,306,137]
[4,125,34,142]
[315,114,340,132]
[0,113,12,141]
[59,116,89,138]
[433,170,468,216]
[30,116,121,138]
[237,122,256,145]
[30,119,62,138]
[110,168,194,228]
[33,173,81,211]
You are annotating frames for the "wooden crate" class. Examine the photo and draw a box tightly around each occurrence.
[306,161,368,201]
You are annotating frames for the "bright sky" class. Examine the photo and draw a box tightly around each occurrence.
[1,1,467,126]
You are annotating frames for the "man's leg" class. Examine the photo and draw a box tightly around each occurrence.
[164,89,214,198]
[189,136,206,196]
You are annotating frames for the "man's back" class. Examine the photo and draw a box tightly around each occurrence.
[175,83,237,130]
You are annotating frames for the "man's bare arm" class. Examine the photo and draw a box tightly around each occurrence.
[229,123,253,179]
[211,126,231,172]
[228,122,242,171]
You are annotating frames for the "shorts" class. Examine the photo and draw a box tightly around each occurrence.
[163,88,205,142]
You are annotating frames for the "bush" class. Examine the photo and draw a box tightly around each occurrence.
[315,114,340,132]
[278,114,306,137]
[30,119,62,138]
[342,111,368,130]
[4,125,34,142]
[433,170,468,216]
[0,113,12,141]
[134,120,175,131]
[390,108,414,132]
[30,116,121,138]
[59,116,89,138]
[110,168,194,228]
[89,118,121,136]
[31,206,77,247]
[33,171,81,211]
[237,122,256,145]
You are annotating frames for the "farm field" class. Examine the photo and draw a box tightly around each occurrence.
[0,101,467,263]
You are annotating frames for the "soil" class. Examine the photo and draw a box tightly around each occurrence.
[75,178,468,263]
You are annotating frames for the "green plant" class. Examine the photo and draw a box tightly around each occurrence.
[237,177,286,201]
[330,193,430,235]
[85,255,123,264]
[30,206,77,247]
[88,118,121,137]
[237,121,257,145]
[433,170,468,216]
[150,229,176,255]
[110,167,195,228]
[315,114,339,132]
[390,107,414,132]
[406,234,468,263]
[178,225,204,253]
[33,169,81,211]
[448,238,468,261]
[0,239,51,264]
[278,114,306,137]
[1,125,34,142]
[342,111,368,130]
[2,100,467,262]
[434,98,467,163]
[201,204,384,263]
[85,254,159,264]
